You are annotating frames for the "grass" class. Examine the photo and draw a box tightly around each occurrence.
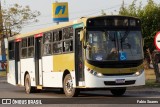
[145,69,160,88]
[0,71,6,77]
[145,69,156,80]
[145,79,160,88]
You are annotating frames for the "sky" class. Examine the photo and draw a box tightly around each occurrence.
[1,0,160,33]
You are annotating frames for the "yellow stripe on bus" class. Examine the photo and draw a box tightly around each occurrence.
[53,53,75,72]
[85,61,143,74]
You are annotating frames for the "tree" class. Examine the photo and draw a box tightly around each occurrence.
[101,10,107,15]
[119,0,160,82]
[2,3,40,36]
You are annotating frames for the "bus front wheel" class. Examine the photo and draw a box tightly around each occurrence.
[110,88,126,96]
[25,74,35,94]
[63,74,79,97]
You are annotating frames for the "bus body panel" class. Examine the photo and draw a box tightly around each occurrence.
[42,54,76,87]
[53,53,75,72]
[42,56,55,87]
[20,58,35,86]
[39,59,42,85]
[53,53,76,87]
[84,66,145,88]
[18,61,21,84]
[7,60,16,85]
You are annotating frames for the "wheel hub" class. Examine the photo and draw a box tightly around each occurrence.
[65,79,73,93]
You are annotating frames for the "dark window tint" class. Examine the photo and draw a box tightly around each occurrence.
[63,27,73,39]
[22,38,27,48]
[21,48,27,58]
[28,37,34,47]
[53,42,62,53]
[43,32,52,43]
[9,41,14,60]
[21,38,28,58]
[63,40,73,52]
[43,32,52,55]
[28,37,34,57]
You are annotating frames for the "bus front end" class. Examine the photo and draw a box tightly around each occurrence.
[82,16,145,95]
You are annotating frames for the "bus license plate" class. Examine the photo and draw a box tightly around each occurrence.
[115,79,125,84]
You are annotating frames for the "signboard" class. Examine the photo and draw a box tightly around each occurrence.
[52,2,69,22]
[154,32,160,50]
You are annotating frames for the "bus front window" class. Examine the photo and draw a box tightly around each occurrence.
[86,30,143,61]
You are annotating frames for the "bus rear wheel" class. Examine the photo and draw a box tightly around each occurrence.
[63,74,79,97]
[110,88,126,96]
[25,74,35,94]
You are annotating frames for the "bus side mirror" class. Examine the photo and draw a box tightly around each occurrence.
[80,30,84,41]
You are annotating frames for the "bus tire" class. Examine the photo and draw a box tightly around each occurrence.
[63,74,79,97]
[25,74,35,94]
[110,88,126,96]
[59,88,64,94]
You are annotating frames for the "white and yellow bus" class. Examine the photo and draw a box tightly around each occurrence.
[7,15,145,97]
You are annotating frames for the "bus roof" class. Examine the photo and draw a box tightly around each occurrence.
[8,15,139,41]
[8,17,87,41]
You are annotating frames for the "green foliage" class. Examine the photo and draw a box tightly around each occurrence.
[2,3,40,35]
[119,0,160,51]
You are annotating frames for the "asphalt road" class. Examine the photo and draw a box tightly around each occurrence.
[0,77,160,107]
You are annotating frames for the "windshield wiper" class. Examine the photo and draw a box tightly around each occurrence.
[121,30,130,42]
[120,31,133,56]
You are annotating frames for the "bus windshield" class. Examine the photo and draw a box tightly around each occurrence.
[86,30,143,61]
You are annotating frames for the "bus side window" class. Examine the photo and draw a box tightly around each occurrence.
[63,40,73,52]
[59,30,62,41]
[9,41,15,60]
[63,27,73,39]
[28,37,34,57]
[53,42,62,54]
[21,38,28,58]
[43,32,52,55]
[62,26,73,53]
[52,30,63,54]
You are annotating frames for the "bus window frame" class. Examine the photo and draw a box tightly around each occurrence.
[52,26,74,55]
[8,41,15,60]
[27,36,34,58]
[21,38,28,59]
[43,31,52,56]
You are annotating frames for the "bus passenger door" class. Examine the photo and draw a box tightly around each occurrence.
[35,37,42,86]
[75,28,85,86]
[15,41,21,84]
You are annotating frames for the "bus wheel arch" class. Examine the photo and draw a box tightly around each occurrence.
[62,69,70,83]
[24,71,29,86]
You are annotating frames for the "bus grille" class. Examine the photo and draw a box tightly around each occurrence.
[104,80,136,85]
[102,73,134,76]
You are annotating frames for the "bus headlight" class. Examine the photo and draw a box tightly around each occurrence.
[97,72,103,77]
[87,69,103,77]
[134,69,144,76]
